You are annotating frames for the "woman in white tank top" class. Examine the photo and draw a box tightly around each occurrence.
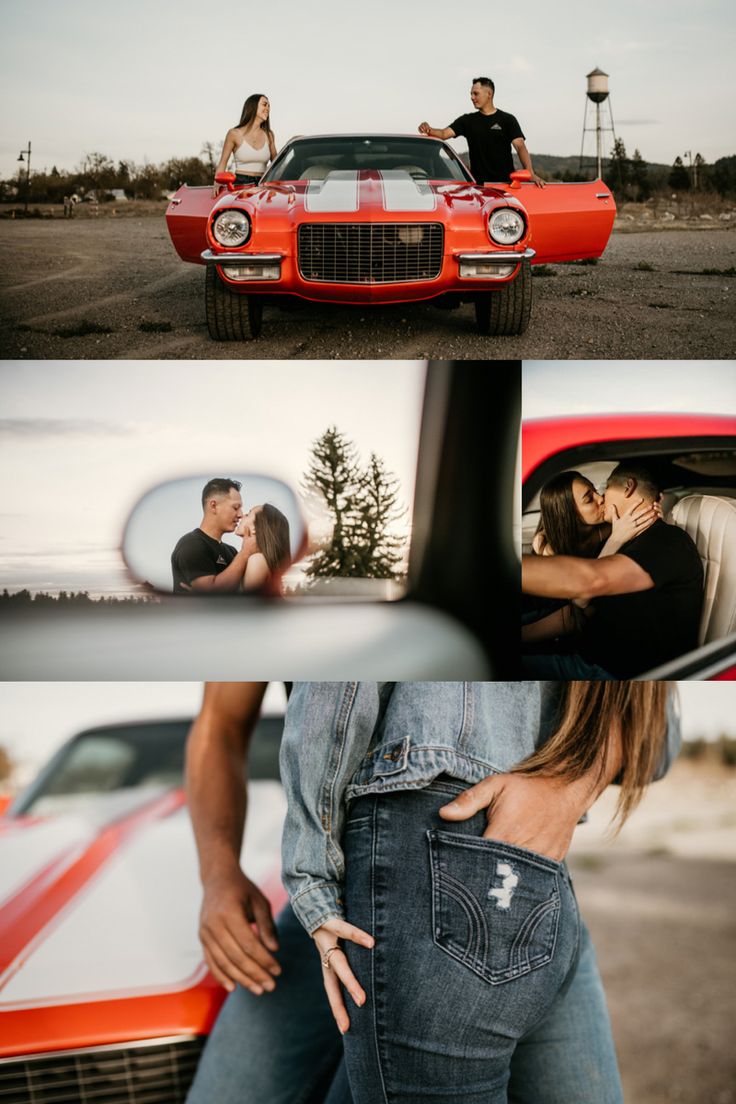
[213,93,277,192]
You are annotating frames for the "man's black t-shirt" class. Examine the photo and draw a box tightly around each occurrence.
[171,528,237,593]
[578,520,703,677]
[448,109,524,183]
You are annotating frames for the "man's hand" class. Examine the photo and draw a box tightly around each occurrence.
[418,121,431,135]
[531,172,546,188]
[199,867,281,995]
[439,772,590,862]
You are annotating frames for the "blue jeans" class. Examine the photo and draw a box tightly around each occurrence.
[341,779,621,1104]
[186,902,350,1104]
[187,856,621,1104]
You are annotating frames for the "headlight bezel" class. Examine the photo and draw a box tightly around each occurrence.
[487,207,526,246]
[212,208,252,248]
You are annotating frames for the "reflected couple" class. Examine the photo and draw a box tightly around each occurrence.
[171,478,290,595]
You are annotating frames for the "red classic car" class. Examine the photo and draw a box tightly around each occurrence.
[166,134,615,340]
[0,717,285,1104]
[522,412,736,680]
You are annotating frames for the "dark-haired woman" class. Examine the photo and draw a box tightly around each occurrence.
[280,681,679,1104]
[236,503,290,592]
[213,94,277,192]
[524,470,660,633]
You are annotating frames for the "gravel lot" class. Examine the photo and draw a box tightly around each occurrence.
[568,759,736,1104]
[1,215,734,359]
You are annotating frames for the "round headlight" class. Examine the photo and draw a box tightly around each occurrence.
[213,209,251,247]
[488,208,525,245]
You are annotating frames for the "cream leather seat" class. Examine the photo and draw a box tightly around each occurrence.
[670,494,736,644]
[299,165,332,180]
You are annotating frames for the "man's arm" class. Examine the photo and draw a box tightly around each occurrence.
[186,682,282,994]
[418,122,456,140]
[511,137,545,187]
[189,533,258,593]
[521,552,654,600]
[440,715,624,861]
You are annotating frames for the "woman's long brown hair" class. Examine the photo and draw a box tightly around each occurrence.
[254,503,290,572]
[514,682,672,828]
[237,93,272,136]
[534,470,607,557]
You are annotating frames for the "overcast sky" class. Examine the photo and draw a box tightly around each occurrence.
[0,361,425,594]
[0,682,732,783]
[523,361,736,419]
[1,0,734,179]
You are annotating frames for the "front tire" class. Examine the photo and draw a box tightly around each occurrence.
[205,266,263,341]
[474,259,532,336]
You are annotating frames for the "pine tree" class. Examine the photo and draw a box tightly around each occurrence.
[604,139,631,198]
[353,454,406,579]
[302,430,406,581]
[302,426,364,579]
[630,149,651,201]
[668,156,690,191]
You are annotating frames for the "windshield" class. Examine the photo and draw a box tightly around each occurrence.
[264,137,472,183]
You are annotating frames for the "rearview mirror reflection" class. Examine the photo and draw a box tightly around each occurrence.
[122,475,306,595]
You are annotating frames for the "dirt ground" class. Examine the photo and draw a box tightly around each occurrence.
[568,759,736,1104]
[0,212,734,359]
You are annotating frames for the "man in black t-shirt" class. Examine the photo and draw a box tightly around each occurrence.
[171,477,257,594]
[521,462,704,678]
[418,76,544,186]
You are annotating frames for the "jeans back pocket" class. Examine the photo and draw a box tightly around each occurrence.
[428,829,561,986]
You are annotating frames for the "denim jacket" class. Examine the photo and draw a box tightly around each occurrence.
[280,682,681,933]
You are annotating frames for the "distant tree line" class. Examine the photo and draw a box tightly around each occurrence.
[0,143,221,203]
[553,140,736,202]
[0,589,157,606]
[4,140,736,206]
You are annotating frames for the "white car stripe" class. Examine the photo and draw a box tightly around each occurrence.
[304,170,359,212]
[379,170,437,212]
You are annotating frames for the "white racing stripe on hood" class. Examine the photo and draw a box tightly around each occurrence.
[304,170,359,212]
[379,170,437,212]
[0,818,93,906]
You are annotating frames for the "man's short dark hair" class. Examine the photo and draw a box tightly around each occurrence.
[201,477,242,509]
[607,461,661,500]
[472,76,495,93]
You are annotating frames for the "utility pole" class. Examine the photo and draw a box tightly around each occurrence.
[17,141,32,214]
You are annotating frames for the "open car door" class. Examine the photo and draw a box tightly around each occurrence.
[166,185,215,265]
[500,175,616,264]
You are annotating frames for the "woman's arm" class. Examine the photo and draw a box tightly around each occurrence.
[280,682,389,933]
[599,497,661,557]
[213,128,238,185]
[268,131,277,161]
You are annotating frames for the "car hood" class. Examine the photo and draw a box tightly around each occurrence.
[220,170,514,221]
[0,784,286,1056]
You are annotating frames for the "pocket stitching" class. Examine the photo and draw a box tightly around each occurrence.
[437,870,489,967]
[510,896,560,975]
[429,831,561,986]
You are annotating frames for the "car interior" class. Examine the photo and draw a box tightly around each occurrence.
[264,137,472,183]
[522,447,736,673]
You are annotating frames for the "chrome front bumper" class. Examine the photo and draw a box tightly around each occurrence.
[455,247,535,280]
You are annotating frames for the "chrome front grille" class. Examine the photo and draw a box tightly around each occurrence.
[0,1036,205,1104]
[298,223,444,283]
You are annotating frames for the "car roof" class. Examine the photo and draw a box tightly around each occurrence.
[284,133,446,143]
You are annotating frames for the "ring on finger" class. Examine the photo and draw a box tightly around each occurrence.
[322,945,341,970]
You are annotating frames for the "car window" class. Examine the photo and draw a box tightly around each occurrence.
[265,137,471,183]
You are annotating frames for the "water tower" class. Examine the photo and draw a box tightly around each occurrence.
[579,67,617,179]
